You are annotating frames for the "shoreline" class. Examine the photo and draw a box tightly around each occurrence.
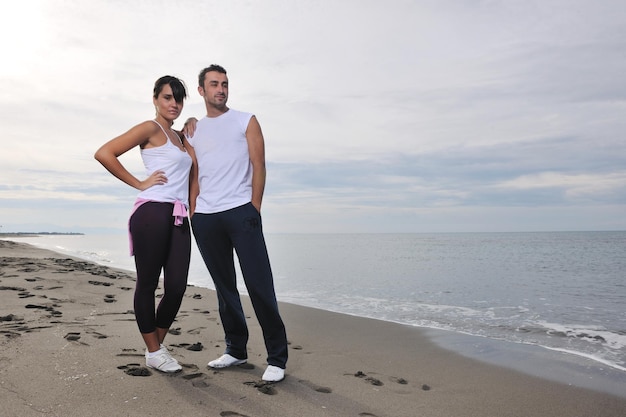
[0,232,85,237]
[1,239,626,416]
[425,327,626,399]
[4,234,626,393]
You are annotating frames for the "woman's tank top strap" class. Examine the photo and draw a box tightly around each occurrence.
[151,119,184,148]
[150,119,171,140]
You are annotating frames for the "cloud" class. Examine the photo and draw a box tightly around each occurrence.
[1,0,625,233]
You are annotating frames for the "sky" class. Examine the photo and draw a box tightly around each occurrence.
[1,0,625,234]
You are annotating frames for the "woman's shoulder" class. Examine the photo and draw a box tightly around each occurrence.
[134,120,166,149]
[125,120,160,136]
[139,120,161,131]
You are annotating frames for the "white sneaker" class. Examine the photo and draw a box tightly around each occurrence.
[208,353,247,368]
[145,347,182,373]
[262,365,285,382]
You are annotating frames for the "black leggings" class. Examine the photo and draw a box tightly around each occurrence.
[129,202,190,333]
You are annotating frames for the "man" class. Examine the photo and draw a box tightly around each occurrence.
[185,64,288,382]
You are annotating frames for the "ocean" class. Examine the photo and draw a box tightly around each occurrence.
[5,231,626,395]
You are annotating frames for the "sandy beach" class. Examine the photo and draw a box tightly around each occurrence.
[1,239,625,417]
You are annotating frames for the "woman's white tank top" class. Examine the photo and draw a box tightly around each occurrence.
[136,120,192,206]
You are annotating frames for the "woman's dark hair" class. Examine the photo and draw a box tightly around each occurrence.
[153,76,187,104]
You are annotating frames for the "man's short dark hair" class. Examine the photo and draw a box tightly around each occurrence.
[199,64,227,87]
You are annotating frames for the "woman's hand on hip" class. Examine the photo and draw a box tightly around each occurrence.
[140,170,168,190]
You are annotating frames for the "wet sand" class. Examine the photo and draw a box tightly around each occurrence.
[1,239,625,417]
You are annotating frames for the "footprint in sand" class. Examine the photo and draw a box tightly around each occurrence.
[1,330,22,339]
[186,327,206,335]
[191,378,210,388]
[1,315,53,338]
[64,332,81,341]
[220,412,249,417]
[0,285,27,292]
[244,381,277,395]
[298,379,332,393]
[88,280,113,287]
[118,364,152,377]
[0,314,21,322]
[182,372,205,380]
[104,294,117,303]
[0,315,26,339]
[365,377,383,386]
[170,342,203,351]
[24,303,62,317]
[186,342,203,351]
[87,330,108,339]
[389,376,409,385]
[18,291,35,298]
[353,371,383,386]
[116,349,144,360]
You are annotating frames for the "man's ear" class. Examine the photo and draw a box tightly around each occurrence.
[198,86,204,96]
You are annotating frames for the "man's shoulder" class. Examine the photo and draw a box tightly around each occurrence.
[229,108,254,119]
[227,109,255,129]
[199,109,253,121]
[192,110,254,138]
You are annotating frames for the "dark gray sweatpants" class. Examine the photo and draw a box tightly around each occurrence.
[191,202,288,368]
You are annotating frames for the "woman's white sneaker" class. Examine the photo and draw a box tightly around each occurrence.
[145,347,182,373]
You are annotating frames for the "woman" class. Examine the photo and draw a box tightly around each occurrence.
[94,76,193,373]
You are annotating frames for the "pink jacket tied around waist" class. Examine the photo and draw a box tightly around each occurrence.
[128,198,188,256]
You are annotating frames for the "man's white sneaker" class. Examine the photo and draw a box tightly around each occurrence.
[208,353,247,368]
[145,347,182,373]
[262,365,285,382]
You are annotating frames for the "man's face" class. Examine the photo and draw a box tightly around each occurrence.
[199,71,229,109]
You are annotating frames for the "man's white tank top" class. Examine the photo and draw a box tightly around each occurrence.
[188,109,253,214]
[136,120,192,207]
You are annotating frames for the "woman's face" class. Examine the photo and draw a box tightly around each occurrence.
[154,84,183,121]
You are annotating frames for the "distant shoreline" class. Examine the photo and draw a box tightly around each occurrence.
[0,232,84,237]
